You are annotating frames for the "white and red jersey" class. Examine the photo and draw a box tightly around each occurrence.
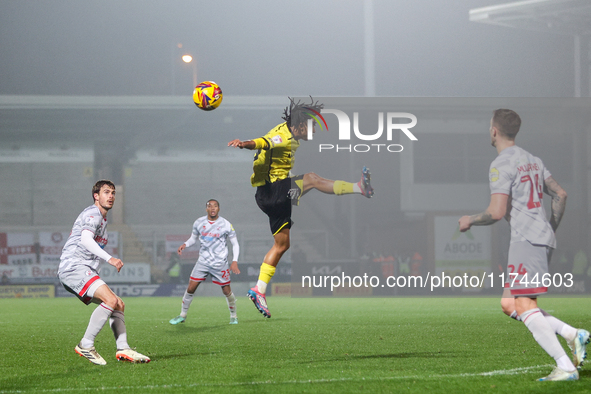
[191,216,236,268]
[59,205,108,273]
[489,145,555,247]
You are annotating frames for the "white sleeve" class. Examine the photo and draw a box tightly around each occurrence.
[81,229,113,262]
[543,165,552,181]
[184,233,198,248]
[229,235,239,262]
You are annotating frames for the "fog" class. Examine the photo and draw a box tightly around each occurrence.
[1,1,590,292]
[0,0,577,97]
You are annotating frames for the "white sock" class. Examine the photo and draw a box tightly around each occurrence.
[180,291,194,318]
[539,309,577,342]
[521,308,575,371]
[256,280,268,295]
[109,310,129,350]
[557,355,576,372]
[353,183,362,194]
[561,325,578,342]
[226,292,237,318]
[80,303,113,348]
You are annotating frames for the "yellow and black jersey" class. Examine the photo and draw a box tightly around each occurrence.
[250,122,300,187]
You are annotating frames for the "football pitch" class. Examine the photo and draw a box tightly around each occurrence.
[1,296,591,393]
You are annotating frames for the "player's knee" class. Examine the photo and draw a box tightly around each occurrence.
[514,301,535,316]
[275,244,290,255]
[500,298,514,316]
[273,233,290,252]
[187,282,199,294]
[276,239,290,253]
[102,293,118,310]
[305,172,320,186]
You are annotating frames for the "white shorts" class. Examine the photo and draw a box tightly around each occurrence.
[190,260,231,286]
[504,240,551,297]
[58,265,106,305]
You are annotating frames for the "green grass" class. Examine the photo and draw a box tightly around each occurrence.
[1,296,591,393]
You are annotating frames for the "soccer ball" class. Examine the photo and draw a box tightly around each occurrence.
[193,81,223,111]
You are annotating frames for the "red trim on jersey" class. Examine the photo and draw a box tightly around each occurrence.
[212,280,231,286]
[79,275,100,296]
[190,276,205,282]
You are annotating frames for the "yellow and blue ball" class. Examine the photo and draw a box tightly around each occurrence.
[193,81,223,111]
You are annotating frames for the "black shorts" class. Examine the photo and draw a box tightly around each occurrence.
[255,175,304,235]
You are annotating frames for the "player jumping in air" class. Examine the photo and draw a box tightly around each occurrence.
[228,97,373,318]
[458,109,589,381]
[169,199,240,325]
[58,180,150,365]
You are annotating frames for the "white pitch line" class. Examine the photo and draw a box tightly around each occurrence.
[0,364,553,393]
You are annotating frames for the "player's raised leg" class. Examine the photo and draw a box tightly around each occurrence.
[301,167,374,198]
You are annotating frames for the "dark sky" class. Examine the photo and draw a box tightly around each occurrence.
[0,0,576,97]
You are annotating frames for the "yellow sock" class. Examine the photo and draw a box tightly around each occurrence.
[257,263,276,294]
[333,180,354,195]
[259,263,276,283]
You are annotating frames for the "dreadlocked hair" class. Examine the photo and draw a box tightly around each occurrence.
[282,96,324,128]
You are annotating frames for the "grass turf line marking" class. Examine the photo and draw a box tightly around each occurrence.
[0,364,552,393]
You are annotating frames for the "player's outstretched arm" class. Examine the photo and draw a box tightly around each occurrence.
[227,139,256,150]
[543,176,567,232]
[459,193,508,232]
